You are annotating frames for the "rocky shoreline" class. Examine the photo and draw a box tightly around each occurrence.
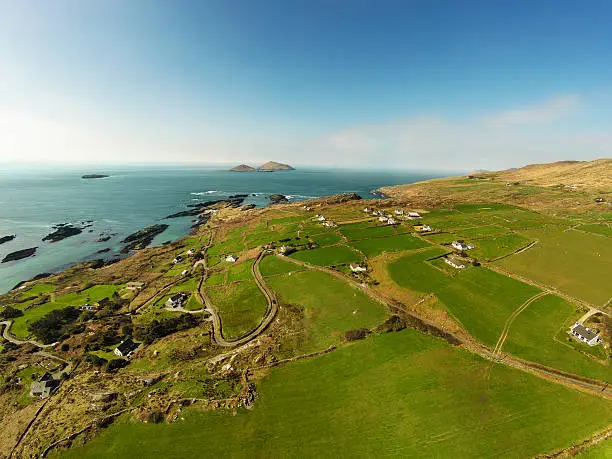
[120,224,169,253]
[2,247,37,263]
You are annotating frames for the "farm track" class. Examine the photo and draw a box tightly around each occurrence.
[492,292,549,355]
[281,255,611,399]
[0,320,56,348]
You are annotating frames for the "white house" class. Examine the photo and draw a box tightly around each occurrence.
[570,323,602,346]
[315,214,326,222]
[364,207,371,213]
[323,221,337,228]
[421,225,432,232]
[186,249,194,255]
[408,211,421,218]
[181,269,189,276]
[225,254,238,262]
[379,216,389,223]
[350,264,367,273]
[444,255,466,269]
[452,241,474,251]
[386,218,397,225]
[394,209,404,215]
[114,338,140,358]
[172,256,184,264]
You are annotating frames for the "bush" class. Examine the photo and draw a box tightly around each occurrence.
[106,358,129,373]
[85,354,108,366]
[375,315,407,333]
[133,314,200,345]
[29,307,81,344]
[60,343,70,352]
[146,411,165,424]
[0,306,23,320]
[344,328,369,341]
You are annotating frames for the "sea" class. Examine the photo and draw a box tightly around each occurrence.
[0,165,455,293]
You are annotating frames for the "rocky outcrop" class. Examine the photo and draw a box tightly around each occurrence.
[269,194,289,204]
[230,164,256,172]
[42,224,83,243]
[120,224,169,253]
[258,161,295,171]
[0,235,16,245]
[166,198,245,219]
[307,193,363,205]
[2,247,37,263]
[82,174,109,179]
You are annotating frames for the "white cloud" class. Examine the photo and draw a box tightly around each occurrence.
[481,94,581,126]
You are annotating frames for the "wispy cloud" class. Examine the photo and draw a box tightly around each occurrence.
[481,94,581,126]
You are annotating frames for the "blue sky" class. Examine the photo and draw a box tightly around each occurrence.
[1,0,611,170]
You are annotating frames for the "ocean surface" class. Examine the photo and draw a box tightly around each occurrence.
[0,166,453,293]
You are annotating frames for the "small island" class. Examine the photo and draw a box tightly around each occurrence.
[230,164,257,172]
[81,174,109,179]
[0,235,16,245]
[230,161,295,172]
[2,247,37,263]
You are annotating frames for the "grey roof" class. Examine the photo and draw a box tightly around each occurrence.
[116,338,139,355]
[571,324,599,341]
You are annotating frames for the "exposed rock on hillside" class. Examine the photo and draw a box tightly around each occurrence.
[269,194,289,204]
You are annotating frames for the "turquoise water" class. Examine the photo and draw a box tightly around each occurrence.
[0,166,452,292]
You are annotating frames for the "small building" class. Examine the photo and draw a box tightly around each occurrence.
[595,197,605,203]
[444,255,467,269]
[350,264,367,273]
[225,254,238,262]
[114,338,140,358]
[181,269,189,276]
[386,218,397,225]
[278,245,295,255]
[570,323,602,346]
[303,205,312,211]
[186,249,194,255]
[408,211,421,218]
[165,293,189,308]
[379,216,389,223]
[452,241,474,251]
[125,281,145,291]
[79,304,97,311]
[394,209,404,215]
[414,224,431,232]
[372,210,381,216]
[315,214,326,222]
[30,372,59,399]
[172,256,184,264]
[364,207,372,213]
[323,221,337,228]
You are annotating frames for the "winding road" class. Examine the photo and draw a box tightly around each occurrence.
[0,320,56,348]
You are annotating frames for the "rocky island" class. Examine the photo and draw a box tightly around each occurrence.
[42,224,84,243]
[81,174,109,179]
[1,247,37,263]
[230,161,295,172]
[120,224,169,253]
[0,235,16,245]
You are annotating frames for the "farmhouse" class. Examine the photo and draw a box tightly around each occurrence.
[408,211,421,218]
[186,249,194,255]
[570,323,602,346]
[172,256,184,264]
[315,215,326,221]
[181,269,189,276]
[414,224,432,232]
[114,338,140,358]
[386,218,397,225]
[225,254,238,262]
[323,221,337,228]
[379,216,389,223]
[79,304,96,311]
[350,264,367,273]
[444,255,467,269]
[452,241,474,251]
[364,207,371,213]
[30,373,59,399]
[165,293,189,308]
[394,209,404,215]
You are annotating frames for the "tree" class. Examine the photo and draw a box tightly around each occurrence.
[0,306,23,320]
[28,307,81,344]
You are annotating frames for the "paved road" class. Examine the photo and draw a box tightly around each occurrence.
[199,250,278,348]
[280,255,611,399]
[0,320,56,348]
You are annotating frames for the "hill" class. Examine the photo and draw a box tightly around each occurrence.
[258,161,295,171]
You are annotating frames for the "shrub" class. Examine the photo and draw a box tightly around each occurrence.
[375,315,407,333]
[0,306,23,320]
[106,358,129,373]
[85,354,108,366]
[344,328,369,341]
[29,307,81,344]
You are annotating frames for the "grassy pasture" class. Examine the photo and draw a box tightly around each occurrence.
[207,281,268,339]
[169,277,199,293]
[23,283,56,295]
[267,269,387,352]
[289,245,362,266]
[207,237,245,257]
[10,292,88,339]
[339,224,398,240]
[496,227,612,305]
[63,330,612,459]
[309,232,342,247]
[421,232,456,244]
[349,233,430,257]
[457,225,510,239]
[259,255,307,277]
[226,260,255,283]
[389,250,540,347]
[80,284,125,303]
[470,233,534,260]
[577,223,612,237]
[501,294,610,381]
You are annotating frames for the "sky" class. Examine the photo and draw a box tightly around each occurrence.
[1,0,611,171]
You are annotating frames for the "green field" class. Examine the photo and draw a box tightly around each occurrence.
[389,249,541,347]
[309,232,342,247]
[62,330,612,458]
[23,283,56,296]
[469,233,534,261]
[267,270,387,352]
[259,255,307,277]
[577,440,612,458]
[207,281,268,340]
[496,227,612,305]
[80,284,125,303]
[226,260,255,283]
[339,224,398,240]
[577,223,612,238]
[457,225,510,239]
[501,295,610,381]
[10,292,88,339]
[289,245,362,266]
[349,233,430,257]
